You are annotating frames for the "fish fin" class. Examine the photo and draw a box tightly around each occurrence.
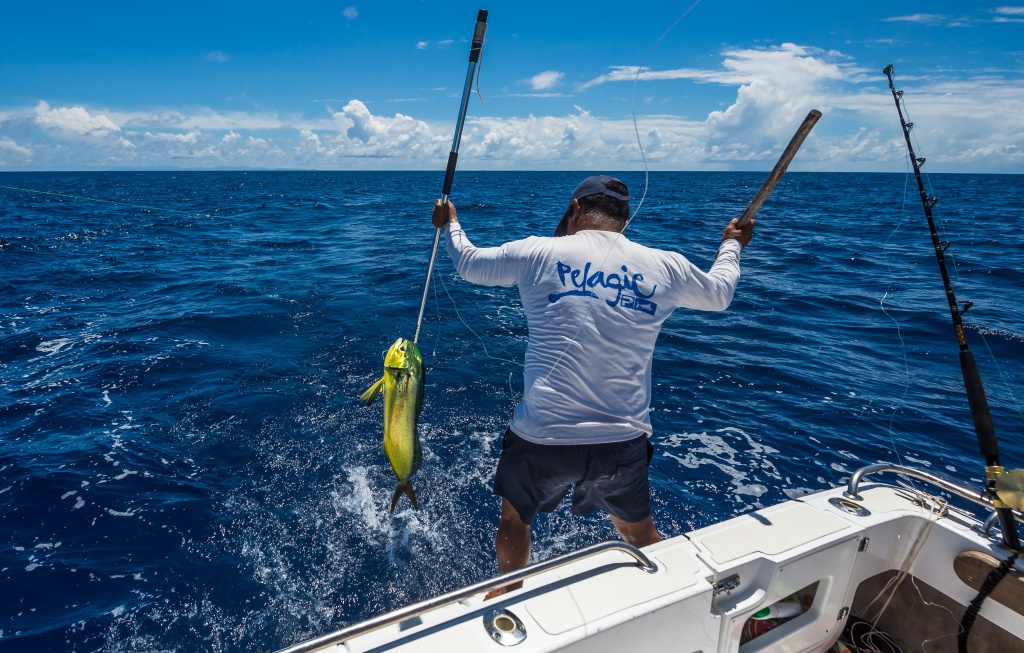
[388,481,419,513]
[359,377,385,406]
[389,484,403,513]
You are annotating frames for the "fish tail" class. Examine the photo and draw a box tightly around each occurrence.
[389,480,418,513]
[359,377,385,406]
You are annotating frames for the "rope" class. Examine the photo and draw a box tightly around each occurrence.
[958,549,1020,652]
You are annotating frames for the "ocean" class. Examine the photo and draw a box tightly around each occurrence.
[1,171,1022,652]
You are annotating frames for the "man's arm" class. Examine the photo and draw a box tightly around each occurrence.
[431,199,519,287]
[675,217,755,311]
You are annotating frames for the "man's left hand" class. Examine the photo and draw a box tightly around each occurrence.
[722,218,754,248]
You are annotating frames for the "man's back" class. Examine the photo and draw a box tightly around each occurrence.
[447,225,743,444]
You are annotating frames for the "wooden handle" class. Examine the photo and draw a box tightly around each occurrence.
[736,109,822,228]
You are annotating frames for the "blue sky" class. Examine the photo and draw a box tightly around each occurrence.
[1,1,1022,171]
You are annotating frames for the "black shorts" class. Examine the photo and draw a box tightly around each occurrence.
[493,429,654,525]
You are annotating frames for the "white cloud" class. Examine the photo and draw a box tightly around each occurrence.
[527,71,565,91]
[4,43,1024,172]
[994,6,1024,15]
[206,50,230,63]
[884,13,948,24]
[34,101,120,135]
[0,137,32,158]
[415,39,453,50]
[343,6,358,21]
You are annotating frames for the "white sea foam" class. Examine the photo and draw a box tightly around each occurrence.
[36,338,72,355]
[660,427,782,506]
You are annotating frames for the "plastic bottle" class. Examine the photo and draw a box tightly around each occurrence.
[752,602,804,620]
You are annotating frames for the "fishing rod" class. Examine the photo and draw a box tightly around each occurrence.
[412,9,488,346]
[883,64,1021,552]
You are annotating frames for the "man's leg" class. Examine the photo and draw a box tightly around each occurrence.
[610,513,662,548]
[486,498,531,599]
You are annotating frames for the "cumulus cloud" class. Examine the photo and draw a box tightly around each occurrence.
[34,101,120,135]
[4,43,1023,172]
[0,137,32,158]
[343,6,358,21]
[527,71,565,91]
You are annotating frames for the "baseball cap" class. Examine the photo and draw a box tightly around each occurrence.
[570,175,632,202]
[554,175,631,236]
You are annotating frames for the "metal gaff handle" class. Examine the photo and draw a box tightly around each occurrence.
[413,9,488,345]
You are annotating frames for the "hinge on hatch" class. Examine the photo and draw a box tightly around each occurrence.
[711,574,741,596]
[858,537,869,553]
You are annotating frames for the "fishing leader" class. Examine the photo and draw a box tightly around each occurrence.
[431,176,753,595]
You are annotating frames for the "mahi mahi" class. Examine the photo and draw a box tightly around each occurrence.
[359,338,424,513]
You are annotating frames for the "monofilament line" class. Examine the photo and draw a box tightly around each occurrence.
[627,0,703,228]
[0,185,213,218]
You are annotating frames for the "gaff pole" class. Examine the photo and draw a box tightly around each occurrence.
[412,9,488,345]
[883,64,1020,551]
[736,109,821,228]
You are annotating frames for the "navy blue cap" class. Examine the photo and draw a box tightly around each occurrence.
[570,175,632,202]
[554,175,631,236]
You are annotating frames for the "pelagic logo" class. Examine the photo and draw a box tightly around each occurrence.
[549,261,658,315]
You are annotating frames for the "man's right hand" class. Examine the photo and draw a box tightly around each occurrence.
[722,218,754,248]
[432,199,458,229]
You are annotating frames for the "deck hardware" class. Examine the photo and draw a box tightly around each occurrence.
[712,575,741,596]
[484,608,526,646]
[977,510,1001,539]
[858,538,870,553]
[273,540,656,653]
[838,607,850,621]
[844,464,1024,529]
[828,497,871,517]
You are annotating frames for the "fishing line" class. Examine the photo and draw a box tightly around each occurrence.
[626,0,703,228]
[528,2,704,390]
[436,6,718,426]
[899,92,1024,428]
[0,184,214,218]
[878,169,913,469]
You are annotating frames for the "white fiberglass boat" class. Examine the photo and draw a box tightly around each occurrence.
[277,465,1022,653]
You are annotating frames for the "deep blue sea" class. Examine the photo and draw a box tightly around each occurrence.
[1,171,1022,652]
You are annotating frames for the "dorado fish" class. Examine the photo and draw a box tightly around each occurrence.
[359,338,424,513]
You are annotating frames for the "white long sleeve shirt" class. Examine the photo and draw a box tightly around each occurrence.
[445,220,742,445]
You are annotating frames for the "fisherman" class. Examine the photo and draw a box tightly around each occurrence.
[431,176,753,594]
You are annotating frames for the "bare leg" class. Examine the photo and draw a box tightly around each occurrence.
[485,498,531,599]
[610,513,662,549]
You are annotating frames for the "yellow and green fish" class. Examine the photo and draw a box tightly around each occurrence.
[360,338,424,513]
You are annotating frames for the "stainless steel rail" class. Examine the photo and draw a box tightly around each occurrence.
[844,463,1024,526]
[275,541,658,653]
